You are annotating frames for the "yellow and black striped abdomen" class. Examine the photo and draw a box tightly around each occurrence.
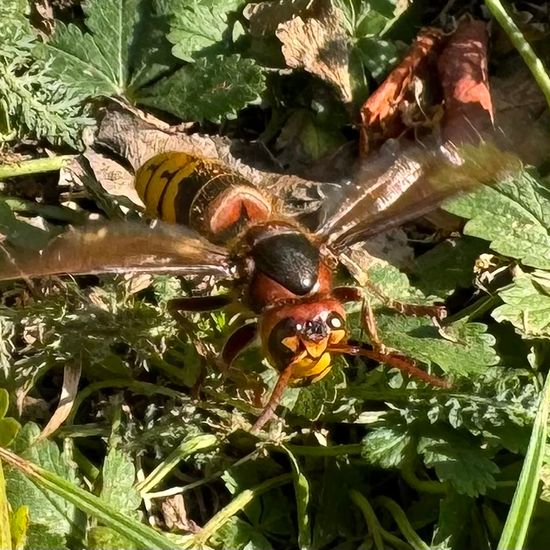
[135,152,273,244]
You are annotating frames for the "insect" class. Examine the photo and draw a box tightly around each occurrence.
[0,140,519,432]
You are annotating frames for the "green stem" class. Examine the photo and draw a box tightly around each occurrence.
[278,443,363,457]
[188,474,292,548]
[136,434,218,494]
[0,155,74,179]
[350,490,385,550]
[485,0,550,107]
[375,496,429,550]
[401,463,447,495]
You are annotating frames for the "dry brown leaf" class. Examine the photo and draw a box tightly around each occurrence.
[38,362,81,441]
[276,7,352,103]
[161,494,201,534]
[359,27,444,154]
[437,19,493,144]
[245,0,313,36]
[83,150,141,206]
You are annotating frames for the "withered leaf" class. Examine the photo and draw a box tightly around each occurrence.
[276,7,352,103]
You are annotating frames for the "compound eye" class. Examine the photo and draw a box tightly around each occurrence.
[267,318,298,368]
[326,312,345,330]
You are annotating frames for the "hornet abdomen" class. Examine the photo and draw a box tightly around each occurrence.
[135,152,273,244]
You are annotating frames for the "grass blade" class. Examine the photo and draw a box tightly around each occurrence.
[497,373,550,550]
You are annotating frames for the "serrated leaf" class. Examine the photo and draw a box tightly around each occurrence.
[373,315,499,377]
[431,490,473,550]
[167,0,245,62]
[354,36,398,80]
[209,516,272,550]
[287,362,346,420]
[0,0,32,40]
[418,434,499,497]
[39,0,171,98]
[276,7,352,103]
[100,448,141,516]
[362,424,415,469]
[5,424,81,544]
[493,270,550,338]
[88,525,139,550]
[445,169,550,269]
[311,460,364,549]
[222,460,293,539]
[413,237,488,298]
[366,262,430,302]
[137,54,265,122]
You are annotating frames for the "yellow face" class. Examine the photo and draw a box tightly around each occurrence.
[266,311,347,382]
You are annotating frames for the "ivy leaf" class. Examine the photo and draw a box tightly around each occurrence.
[362,424,415,469]
[418,433,499,497]
[137,55,265,122]
[167,0,245,62]
[445,169,550,270]
[493,269,550,338]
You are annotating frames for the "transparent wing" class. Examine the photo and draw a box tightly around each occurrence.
[0,221,235,281]
[316,137,522,253]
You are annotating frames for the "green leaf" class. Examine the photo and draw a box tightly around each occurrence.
[137,54,265,122]
[354,36,398,80]
[10,505,29,550]
[374,315,499,377]
[0,0,31,39]
[39,0,175,98]
[0,200,51,250]
[445,169,550,270]
[222,461,293,540]
[0,388,8,418]
[413,237,488,298]
[0,419,21,448]
[287,362,346,421]
[1,436,177,550]
[100,448,141,515]
[431,491,474,550]
[87,525,139,550]
[0,8,91,147]
[418,433,499,497]
[311,460,364,549]
[39,0,143,97]
[0,460,11,550]
[167,0,245,62]
[493,269,550,338]
[6,424,81,546]
[209,516,272,550]
[362,424,415,469]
